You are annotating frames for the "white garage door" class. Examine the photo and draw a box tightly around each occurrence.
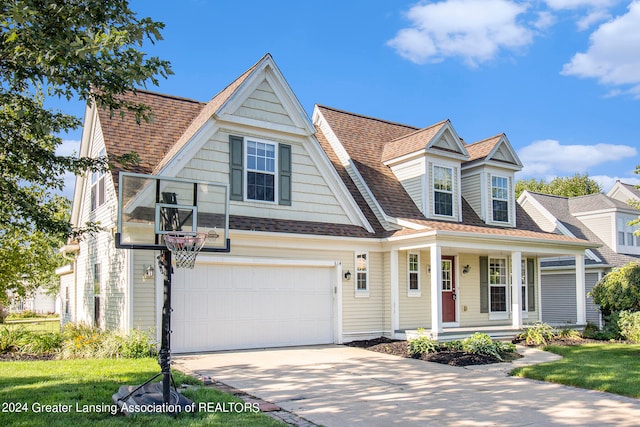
[170,260,335,353]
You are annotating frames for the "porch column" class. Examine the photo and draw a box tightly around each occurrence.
[576,254,586,325]
[511,251,522,329]
[390,249,400,335]
[430,244,442,336]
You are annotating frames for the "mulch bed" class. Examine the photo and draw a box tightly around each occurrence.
[344,337,514,366]
[0,353,57,362]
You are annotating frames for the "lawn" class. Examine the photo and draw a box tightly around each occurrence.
[0,358,282,426]
[512,343,640,398]
[3,318,61,333]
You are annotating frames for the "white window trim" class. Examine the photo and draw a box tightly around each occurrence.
[355,252,369,297]
[407,252,421,297]
[244,137,279,204]
[488,256,508,319]
[520,258,529,319]
[432,164,455,219]
[90,148,106,211]
[490,175,510,223]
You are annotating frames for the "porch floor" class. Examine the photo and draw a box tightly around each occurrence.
[397,325,521,342]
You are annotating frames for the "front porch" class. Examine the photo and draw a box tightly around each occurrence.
[398,325,522,342]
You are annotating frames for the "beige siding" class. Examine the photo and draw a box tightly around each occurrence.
[578,214,613,248]
[401,176,423,213]
[486,171,516,227]
[461,173,482,219]
[456,254,492,326]
[59,271,75,325]
[131,250,157,332]
[178,130,354,225]
[235,80,296,127]
[425,160,460,220]
[341,251,385,338]
[74,119,128,331]
[398,250,431,329]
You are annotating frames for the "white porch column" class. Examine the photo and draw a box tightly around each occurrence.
[430,245,442,336]
[511,251,522,329]
[390,249,400,335]
[576,254,586,325]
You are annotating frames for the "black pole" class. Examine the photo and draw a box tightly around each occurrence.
[159,249,172,406]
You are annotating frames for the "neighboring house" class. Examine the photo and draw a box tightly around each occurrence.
[59,54,595,353]
[7,288,58,315]
[518,189,640,327]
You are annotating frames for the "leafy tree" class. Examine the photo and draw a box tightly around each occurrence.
[627,166,640,232]
[515,173,602,199]
[589,262,640,315]
[0,1,171,299]
[0,0,172,237]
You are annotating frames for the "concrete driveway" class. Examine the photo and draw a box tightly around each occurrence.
[174,345,640,426]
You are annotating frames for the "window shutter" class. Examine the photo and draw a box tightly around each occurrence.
[229,135,243,201]
[279,144,292,206]
[480,256,488,313]
[527,259,536,311]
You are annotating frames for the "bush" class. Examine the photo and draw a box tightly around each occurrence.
[462,332,516,360]
[60,324,157,359]
[0,327,28,353]
[618,310,640,343]
[517,322,557,346]
[583,312,623,341]
[589,262,640,314]
[443,339,464,352]
[557,327,582,340]
[408,329,438,357]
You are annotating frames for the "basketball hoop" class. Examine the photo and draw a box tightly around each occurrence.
[163,232,207,269]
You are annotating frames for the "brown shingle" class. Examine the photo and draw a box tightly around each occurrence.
[381,120,448,162]
[465,135,502,162]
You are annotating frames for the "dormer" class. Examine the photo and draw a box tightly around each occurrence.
[461,134,523,227]
[382,120,470,222]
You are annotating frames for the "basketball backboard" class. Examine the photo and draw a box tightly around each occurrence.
[116,172,230,252]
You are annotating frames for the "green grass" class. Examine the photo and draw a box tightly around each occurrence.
[3,318,61,333]
[512,343,640,398]
[0,358,282,426]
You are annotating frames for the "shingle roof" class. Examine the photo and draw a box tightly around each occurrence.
[525,192,640,266]
[316,106,592,244]
[621,182,640,198]
[569,193,636,214]
[98,90,205,193]
[465,135,501,162]
[381,120,448,162]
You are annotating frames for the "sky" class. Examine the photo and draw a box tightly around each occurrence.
[57,0,640,198]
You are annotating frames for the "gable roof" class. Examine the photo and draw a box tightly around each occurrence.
[98,90,205,193]
[464,134,522,169]
[522,191,639,266]
[569,193,637,215]
[607,180,640,205]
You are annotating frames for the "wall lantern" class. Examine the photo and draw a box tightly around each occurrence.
[143,265,155,279]
[462,265,470,274]
[344,270,352,280]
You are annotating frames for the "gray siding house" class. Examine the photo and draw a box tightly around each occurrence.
[518,186,640,327]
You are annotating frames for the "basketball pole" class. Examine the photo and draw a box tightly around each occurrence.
[159,249,173,406]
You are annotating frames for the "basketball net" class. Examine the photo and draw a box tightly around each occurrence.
[163,232,207,269]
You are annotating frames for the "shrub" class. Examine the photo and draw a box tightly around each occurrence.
[0,327,28,353]
[583,312,623,341]
[408,329,438,357]
[19,332,63,355]
[517,322,557,346]
[443,339,464,352]
[61,323,157,359]
[589,262,640,314]
[557,327,582,340]
[461,333,504,360]
[618,310,640,343]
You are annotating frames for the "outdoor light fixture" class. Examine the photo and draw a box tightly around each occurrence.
[344,270,352,280]
[143,265,154,279]
[463,265,470,274]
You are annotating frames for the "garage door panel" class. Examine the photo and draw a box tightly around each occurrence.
[171,263,334,352]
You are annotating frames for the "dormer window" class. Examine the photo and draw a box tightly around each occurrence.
[491,176,509,222]
[433,165,453,217]
[246,140,276,202]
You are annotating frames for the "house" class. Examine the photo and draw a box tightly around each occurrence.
[59,54,596,353]
[518,189,640,327]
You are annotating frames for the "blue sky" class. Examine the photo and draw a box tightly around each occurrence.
[57,0,640,197]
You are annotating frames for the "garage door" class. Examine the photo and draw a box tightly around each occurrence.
[170,260,335,353]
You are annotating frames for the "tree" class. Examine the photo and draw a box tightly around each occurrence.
[0,0,172,237]
[515,173,602,199]
[627,166,640,232]
[0,1,171,299]
[589,262,640,315]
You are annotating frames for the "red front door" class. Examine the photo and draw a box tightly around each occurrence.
[441,256,456,322]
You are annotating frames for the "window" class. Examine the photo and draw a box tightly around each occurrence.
[489,258,507,312]
[491,176,509,222]
[628,233,634,247]
[356,253,368,292]
[636,235,640,247]
[441,259,452,291]
[619,231,626,245]
[246,140,276,202]
[91,149,106,211]
[408,253,420,292]
[433,165,453,216]
[64,286,70,315]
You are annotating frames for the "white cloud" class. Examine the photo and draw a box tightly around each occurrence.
[56,139,80,157]
[561,1,640,95]
[544,0,618,9]
[518,139,637,176]
[387,0,533,67]
[591,174,640,192]
[576,9,612,30]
